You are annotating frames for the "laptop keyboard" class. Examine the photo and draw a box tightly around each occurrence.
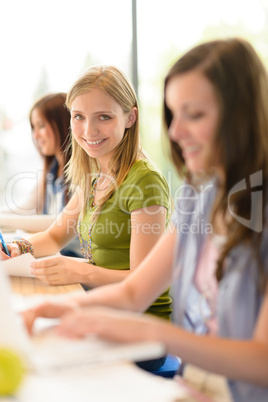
[30,333,165,373]
[31,334,123,372]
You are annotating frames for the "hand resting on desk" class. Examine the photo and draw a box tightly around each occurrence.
[30,256,90,285]
[0,242,90,285]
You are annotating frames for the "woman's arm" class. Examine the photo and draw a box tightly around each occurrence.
[23,227,177,332]
[57,280,268,387]
[14,192,82,258]
[77,214,174,307]
[31,204,168,287]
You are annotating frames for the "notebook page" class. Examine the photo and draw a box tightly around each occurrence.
[0,253,88,277]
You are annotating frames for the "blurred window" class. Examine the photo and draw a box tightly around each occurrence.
[1,0,268,203]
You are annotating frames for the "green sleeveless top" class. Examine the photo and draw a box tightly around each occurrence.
[80,159,172,319]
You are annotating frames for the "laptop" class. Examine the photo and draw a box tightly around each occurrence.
[0,266,165,373]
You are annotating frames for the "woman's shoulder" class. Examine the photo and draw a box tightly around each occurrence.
[118,159,170,212]
[125,159,167,183]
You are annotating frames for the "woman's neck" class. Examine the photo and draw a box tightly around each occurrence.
[97,158,112,176]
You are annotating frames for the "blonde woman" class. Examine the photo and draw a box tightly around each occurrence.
[2,66,171,369]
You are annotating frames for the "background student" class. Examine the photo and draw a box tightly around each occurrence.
[0,93,81,256]
[21,38,268,401]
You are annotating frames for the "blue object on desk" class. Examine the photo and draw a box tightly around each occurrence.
[151,354,181,378]
[0,230,11,257]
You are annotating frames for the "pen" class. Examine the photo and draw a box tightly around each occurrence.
[0,230,11,257]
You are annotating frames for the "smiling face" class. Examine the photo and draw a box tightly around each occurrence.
[31,108,57,156]
[70,89,136,172]
[165,70,220,175]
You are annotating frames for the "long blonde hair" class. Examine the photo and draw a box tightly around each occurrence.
[65,65,144,213]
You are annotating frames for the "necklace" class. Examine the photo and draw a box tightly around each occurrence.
[78,208,98,263]
[77,170,115,263]
[95,174,115,192]
[89,170,101,208]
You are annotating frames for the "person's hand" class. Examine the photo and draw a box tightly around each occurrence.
[30,256,87,285]
[21,300,79,335]
[0,243,21,260]
[0,247,10,260]
[56,306,165,343]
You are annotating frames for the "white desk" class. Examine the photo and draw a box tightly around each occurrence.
[2,363,190,402]
[1,361,233,402]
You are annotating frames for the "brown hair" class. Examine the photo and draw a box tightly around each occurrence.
[29,92,72,204]
[163,38,268,288]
